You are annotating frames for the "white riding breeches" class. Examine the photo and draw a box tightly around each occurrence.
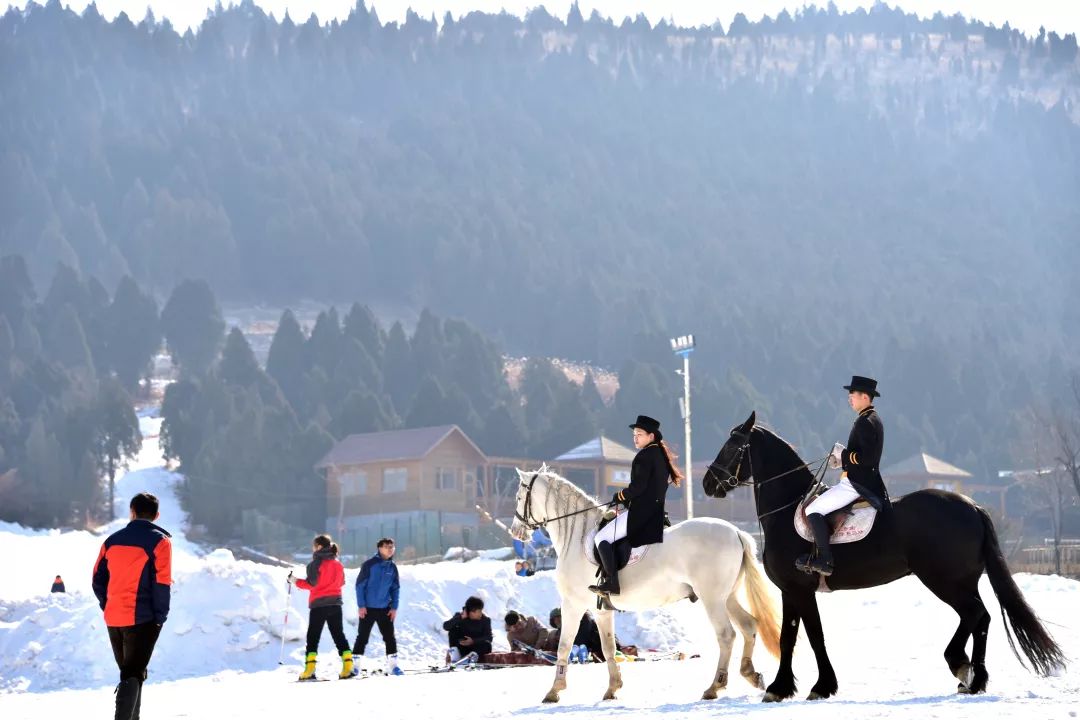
[805,476,861,517]
[594,510,629,547]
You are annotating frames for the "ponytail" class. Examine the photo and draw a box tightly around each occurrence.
[658,440,684,488]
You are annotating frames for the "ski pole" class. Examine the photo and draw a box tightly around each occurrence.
[278,571,293,665]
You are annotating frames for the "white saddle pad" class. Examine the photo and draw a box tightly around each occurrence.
[794,497,878,544]
[583,529,650,568]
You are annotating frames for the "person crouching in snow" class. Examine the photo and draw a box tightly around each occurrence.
[442,595,493,664]
[292,534,352,680]
[352,537,402,675]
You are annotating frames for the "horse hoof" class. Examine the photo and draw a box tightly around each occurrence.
[603,692,617,701]
[807,691,823,700]
[762,692,784,703]
[702,690,717,701]
[750,673,765,689]
[954,663,974,689]
[542,693,559,704]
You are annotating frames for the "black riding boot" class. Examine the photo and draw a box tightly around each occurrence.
[115,678,140,720]
[588,541,621,595]
[800,512,834,576]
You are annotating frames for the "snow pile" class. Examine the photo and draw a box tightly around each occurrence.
[0,417,708,693]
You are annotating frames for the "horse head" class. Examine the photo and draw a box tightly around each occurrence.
[703,411,756,498]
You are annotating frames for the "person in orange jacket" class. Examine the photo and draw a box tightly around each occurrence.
[92,492,171,720]
[292,534,352,680]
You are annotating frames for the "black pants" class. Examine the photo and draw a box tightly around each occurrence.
[306,605,350,655]
[108,622,162,682]
[352,608,397,655]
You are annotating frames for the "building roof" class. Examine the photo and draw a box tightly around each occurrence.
[554,436,637,464]
[315,425,486,469]
[882,452,972,479]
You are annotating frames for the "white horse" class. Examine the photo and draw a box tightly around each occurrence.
[509,467,780,704]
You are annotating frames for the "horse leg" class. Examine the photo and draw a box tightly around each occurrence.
[950,591,991,694]
[699,596,737,700]
[594,609,622,701]
[797,595,838,700]
[763,592,800,702]
[726,594,765,690]
[543,600,586,703]
[914,571,991,694]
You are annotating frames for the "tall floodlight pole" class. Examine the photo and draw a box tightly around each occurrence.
[670,334,696,519]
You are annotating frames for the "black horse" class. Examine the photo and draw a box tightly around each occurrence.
[704,412,1066,702]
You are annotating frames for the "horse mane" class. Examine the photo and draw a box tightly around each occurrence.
[531,465,604,556]
[753,425,817,486]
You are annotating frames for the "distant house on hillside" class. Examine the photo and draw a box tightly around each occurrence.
[316,425,487,559]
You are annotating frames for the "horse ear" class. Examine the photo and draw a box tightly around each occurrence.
[741,411,756,433]
[514,468,525,481]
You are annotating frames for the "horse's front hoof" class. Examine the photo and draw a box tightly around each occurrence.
[762,692,784,703]
[954,663,974,688]
[807,691,823,700]
[542,692,560,704]
[749,672,765,689]
[702,689,718,701]
[603,691,618,701]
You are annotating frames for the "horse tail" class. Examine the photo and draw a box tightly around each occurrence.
[978,506,1066,676]
[736,529,781,659]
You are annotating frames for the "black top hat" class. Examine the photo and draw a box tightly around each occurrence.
[629,415,661,434]
[843,375,880,398]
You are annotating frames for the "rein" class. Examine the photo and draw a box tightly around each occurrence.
[705,430,830,521]
[514,472,614,531]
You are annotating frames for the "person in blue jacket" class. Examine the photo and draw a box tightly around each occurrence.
[352,537,402,675]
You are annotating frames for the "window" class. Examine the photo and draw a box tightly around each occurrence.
[340,470,368,496]
[383,467,408,493]
[436,467,458,491]
[612,470,631,486]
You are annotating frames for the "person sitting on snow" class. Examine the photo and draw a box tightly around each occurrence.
[442,595,493,663]
[504,610,553,652]
[549,607,615,661]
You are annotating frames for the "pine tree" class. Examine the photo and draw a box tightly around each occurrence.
[307,308,342,373]
[331,389,395,438]
[342,303,385,364]
[382,321,416,412]
[218,327,260,387]
[161,279,225,377]
[95,376,141,519]
[266,309,308,412]
[106,275,161,392]
[44,304,95,375]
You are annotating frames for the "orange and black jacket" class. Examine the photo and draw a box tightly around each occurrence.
[92,520,172,627]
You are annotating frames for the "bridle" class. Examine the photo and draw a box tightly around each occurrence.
[705,428,830,520]
[513,472,615,533]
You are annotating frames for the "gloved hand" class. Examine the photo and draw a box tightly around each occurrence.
[610,492,622,507]
[828,442,845,469]
[602,508,618,522]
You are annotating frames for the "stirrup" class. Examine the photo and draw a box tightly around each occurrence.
[795,553,833,577]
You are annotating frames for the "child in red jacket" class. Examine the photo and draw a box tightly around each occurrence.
[292,534,352,680]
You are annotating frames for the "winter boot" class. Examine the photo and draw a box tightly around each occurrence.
[114,678,140,720]
[298,652,318,681]
[387,653,404,676]
[588,541,621,595]
[796,513,835,576]
[131,679,143,720]
[339,650,354,679]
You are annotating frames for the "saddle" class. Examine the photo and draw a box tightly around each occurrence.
[794,490,878,544]
[585,515,651,571]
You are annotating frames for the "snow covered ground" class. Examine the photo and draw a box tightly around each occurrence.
[1,415,1078,718]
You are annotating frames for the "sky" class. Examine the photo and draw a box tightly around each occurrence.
[15,1,1080,38]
